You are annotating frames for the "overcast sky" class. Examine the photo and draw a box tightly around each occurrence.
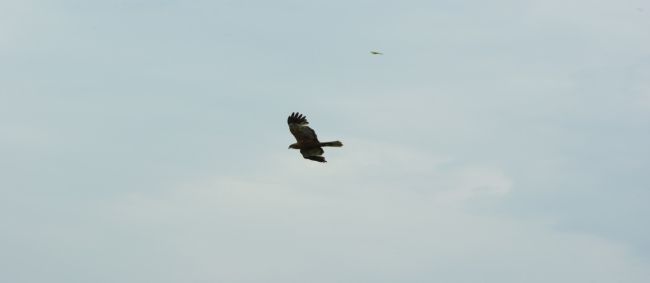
[2,0,650,282]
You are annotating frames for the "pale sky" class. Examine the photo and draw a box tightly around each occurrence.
[1,0,650,282]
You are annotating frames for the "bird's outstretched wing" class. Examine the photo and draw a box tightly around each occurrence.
[301,148,326,162]
[287,112,320,146]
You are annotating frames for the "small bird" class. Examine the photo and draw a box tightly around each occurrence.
[370,51,383,55]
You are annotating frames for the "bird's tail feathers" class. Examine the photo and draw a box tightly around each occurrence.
[320,141,343,147]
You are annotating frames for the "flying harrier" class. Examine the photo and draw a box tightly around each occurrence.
[287,112,343,162]
[370,51,383,55]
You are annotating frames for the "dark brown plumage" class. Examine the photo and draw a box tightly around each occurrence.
[287,112,342,162]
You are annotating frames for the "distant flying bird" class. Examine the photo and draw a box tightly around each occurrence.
[287,112,343,163]
[370,51,383,55]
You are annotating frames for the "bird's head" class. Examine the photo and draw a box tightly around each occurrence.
[288,143,299,149]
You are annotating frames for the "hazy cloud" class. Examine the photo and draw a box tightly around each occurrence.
[1,0,649,282]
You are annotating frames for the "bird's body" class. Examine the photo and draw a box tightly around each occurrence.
[370,51,383,55]
[287,112,342,162]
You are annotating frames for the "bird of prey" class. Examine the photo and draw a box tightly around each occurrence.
[287,112,343,162]
[370,51,383,55]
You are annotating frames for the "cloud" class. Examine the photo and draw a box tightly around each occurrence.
[72,140,644,283]
[2,1,649,282]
